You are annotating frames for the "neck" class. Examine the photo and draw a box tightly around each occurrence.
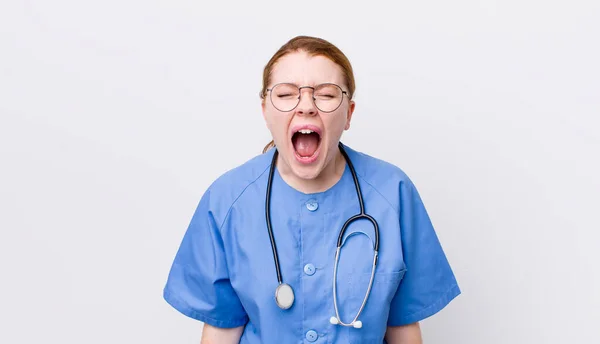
[277,148,346,194]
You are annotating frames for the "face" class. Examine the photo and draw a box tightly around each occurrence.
[262,51,355,181]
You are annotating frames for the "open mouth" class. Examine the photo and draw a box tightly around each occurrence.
[291,127,322,163]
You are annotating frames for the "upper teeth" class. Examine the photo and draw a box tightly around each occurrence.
[298,129,314,134]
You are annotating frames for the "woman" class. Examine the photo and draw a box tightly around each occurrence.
[163,36,460,343]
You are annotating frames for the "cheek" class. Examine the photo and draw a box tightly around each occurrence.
[324,112,349,135]
[264,111,290,136]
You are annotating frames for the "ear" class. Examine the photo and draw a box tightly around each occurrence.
[344,100,355,130]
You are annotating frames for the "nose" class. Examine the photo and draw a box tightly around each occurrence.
[295,87,317,116]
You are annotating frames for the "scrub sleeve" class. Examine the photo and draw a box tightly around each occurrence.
[387,179,461,326]
[163,189,249,328]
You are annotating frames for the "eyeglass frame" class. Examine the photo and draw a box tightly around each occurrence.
[265,82,350,113]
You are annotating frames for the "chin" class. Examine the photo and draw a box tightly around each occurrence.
[289,163,325,181]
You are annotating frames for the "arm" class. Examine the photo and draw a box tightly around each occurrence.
[200,323,245,344]
[384,322,423,344]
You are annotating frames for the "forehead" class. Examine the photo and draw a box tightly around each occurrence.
[270,51,345,86]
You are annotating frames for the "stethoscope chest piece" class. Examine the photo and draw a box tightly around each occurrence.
[275,283,295,309]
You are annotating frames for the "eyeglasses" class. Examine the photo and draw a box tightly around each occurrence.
[266,83,349,113]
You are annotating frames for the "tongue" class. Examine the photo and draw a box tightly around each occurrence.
[293,133,319,157]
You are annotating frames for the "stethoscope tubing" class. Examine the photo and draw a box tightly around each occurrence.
[265,142,380,324]
[265,149,283,284]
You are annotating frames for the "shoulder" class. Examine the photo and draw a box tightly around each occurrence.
[343,143,412,182]
[342,143,418,213]
[200,149,274,225]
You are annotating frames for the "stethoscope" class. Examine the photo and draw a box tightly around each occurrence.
[265,142,380,329]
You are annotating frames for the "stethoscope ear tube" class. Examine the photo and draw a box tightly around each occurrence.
[331,245,379,328]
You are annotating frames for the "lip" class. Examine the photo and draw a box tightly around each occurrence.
[289,124,323,165]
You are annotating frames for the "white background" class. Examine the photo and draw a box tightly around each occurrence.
[1,1,599,343]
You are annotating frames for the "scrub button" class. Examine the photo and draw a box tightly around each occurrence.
[306,200,318,211]
[304,263,316,276]
[305,330,318,342]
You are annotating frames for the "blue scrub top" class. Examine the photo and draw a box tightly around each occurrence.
[163,144,460,343]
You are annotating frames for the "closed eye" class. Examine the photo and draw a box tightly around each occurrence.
[316,94,336,99]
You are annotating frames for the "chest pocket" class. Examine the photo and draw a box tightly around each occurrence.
[329,228,406,343]
[331,269,406,343]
